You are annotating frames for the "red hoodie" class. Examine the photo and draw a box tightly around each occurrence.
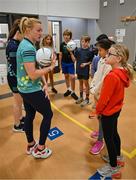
[96,68,130,116]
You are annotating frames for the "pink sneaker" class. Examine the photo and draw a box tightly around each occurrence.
[89,140,104,155]
[90,131,99,139]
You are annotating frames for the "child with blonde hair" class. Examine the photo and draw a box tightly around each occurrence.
[41,34,57,93]
[96,44,133,178]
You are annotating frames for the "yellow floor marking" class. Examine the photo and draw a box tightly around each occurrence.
[129,149,136,158]
[51,102,136,159]
[51,102,92,133]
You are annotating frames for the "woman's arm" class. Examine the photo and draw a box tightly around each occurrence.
[24,62,54,80]
[41,75,49,98]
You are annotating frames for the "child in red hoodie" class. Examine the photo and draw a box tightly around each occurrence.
[96,44,133,178]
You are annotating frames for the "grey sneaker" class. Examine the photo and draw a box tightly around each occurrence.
[76,97,83,104]
[102,154,125,167]
[80,99,90,107]
[97,164,121,178]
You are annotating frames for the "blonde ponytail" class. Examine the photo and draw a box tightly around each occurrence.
[112,44,134,80]
[19,17,41,35]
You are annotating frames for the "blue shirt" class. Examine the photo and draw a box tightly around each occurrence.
[91,55,100,77]
[75,47,93,76]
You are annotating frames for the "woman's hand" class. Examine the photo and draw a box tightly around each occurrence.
[42,83,49,99]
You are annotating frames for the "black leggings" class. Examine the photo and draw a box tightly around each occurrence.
[20,90,53,145]
[101,110,121,167]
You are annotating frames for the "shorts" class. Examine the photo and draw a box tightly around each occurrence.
[7,75,19,93]
[77,74,89,80]
[61,62,75,74]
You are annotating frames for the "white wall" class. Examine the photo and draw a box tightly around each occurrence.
[48,16,88,39]
[47,0,99,19]
[0,0,48,15]
[87,20,101,44]
[0,0,99,19]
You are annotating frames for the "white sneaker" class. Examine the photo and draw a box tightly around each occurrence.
[26,141,38,155]
[32,147,52,159]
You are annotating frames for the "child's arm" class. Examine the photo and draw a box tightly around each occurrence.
[80,61,91,68]
[59,43,63,70]
[96,74,116,114]
[66,47,76,62]
[51,50,57,65]
[69,51,76,62]
[59,52,62,70]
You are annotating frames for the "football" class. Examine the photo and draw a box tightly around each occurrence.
[36,48,52,67]
[67,40,77,51]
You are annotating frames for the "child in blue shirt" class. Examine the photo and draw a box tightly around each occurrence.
[70,35,93,107]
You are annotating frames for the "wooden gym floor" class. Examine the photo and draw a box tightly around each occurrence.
[0,73,136,179]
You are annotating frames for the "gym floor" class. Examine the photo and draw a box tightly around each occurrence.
[0,73,136,179]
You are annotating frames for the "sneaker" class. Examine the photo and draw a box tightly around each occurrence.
[76,97,83,104]
[102,155,125,167]
[71,92,78,100]
[88,111,96,119]
[32,147,52,159]
[80,99,90,107]
[89,140,104,155]
[12,123,24,133]
[64,90,71,97]
[90,131,99,139]
[97,164,121,178]
[51,88,58,94]
[26,141,38,155]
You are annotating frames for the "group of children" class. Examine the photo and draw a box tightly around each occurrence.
[6,17,133,178]
[50,29,133,178]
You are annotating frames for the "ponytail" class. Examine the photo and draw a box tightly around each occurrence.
[8,19,21,40]
[19,17,41,35]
